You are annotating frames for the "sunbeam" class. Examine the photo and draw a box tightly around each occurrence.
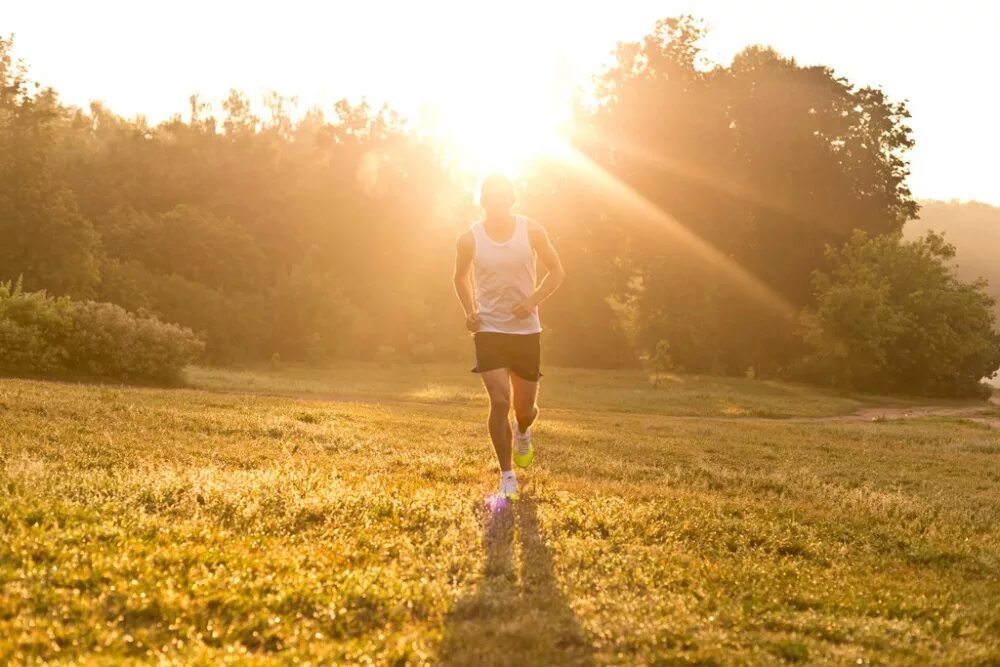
[553,141,799,322]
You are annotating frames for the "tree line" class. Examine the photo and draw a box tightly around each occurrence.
[1,18,997,396]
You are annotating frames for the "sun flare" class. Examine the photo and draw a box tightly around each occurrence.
[411,29,578,180]
[434,100,571,178]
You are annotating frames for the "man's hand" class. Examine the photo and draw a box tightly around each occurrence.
[465,311,482,332]
[512,297,538,319]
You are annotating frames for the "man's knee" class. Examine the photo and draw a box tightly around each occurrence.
[514,402,536,420]
[489,394,511,415]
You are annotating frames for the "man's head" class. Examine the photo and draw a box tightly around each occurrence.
[478,174,515,218]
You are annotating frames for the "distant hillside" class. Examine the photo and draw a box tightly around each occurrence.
[905,200,1000,304]
[906,200,1000,385]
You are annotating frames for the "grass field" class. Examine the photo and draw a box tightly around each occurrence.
[2,364,999,665]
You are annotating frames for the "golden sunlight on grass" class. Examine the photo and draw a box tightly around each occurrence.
[2,366,999,663]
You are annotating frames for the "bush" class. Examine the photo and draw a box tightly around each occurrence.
[798,231,1000,398]
[97,258,267,364]
[0,279,204,383]
[0,279,71,374]
[649,339,674,388]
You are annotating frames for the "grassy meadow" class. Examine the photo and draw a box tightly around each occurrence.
[2,364,999,665]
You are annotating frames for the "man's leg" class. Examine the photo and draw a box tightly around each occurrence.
[480,368,513,471]
[511,373,539,433]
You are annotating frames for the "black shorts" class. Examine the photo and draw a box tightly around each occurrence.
[470,332,542,382]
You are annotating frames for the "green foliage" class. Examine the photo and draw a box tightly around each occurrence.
[52,84,458,365]
[96,205,266,291]
[0,280,204,383]
[96,258,265,364]
[0,37,100,298]
[2,29,996,395]
[266,250,372,364]
[518,160,631,369]
[577,17,918,374]
[0,278,71,373]
[62,299,205,383]
[904,200,1000,319]
[651,340,673,371]
[799,231,1000,397]
[649,339,673,387]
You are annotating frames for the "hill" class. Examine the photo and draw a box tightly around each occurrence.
[906,200,1000,307]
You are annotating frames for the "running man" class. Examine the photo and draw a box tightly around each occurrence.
[453,174,566,499]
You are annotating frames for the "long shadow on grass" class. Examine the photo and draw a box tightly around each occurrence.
[439,495,594,666]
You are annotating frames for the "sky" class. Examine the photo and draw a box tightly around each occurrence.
[5,0,999,205]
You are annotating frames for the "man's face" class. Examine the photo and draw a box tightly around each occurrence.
[480,187,514,217]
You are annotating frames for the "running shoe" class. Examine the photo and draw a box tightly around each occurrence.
[512,418,535,468]
[499,472,519,500]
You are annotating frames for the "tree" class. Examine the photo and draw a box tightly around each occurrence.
[0,36,99,298]
[267,248,370,363]
[580,17,919,374]
[904,200,1000,318]
[518,158,630,369]
[95,205,265,291]
[799,231,1000,397]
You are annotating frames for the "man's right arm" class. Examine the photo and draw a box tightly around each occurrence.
[453,232,480,331]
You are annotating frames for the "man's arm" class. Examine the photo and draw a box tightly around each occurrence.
[513,220,566,319]
[453,232,480,331]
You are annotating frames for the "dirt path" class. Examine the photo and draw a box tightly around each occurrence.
[847,396,1000,429]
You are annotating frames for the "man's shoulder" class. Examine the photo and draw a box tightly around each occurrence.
[521,217,548,241]
[456,228,475,249]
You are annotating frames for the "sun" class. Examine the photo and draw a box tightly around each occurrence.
[440,102,570,178]
[414,55,574,179]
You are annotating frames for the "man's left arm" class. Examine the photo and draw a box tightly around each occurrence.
[513,220,566,319]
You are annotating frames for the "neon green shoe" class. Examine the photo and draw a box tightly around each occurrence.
[512,418,535,468]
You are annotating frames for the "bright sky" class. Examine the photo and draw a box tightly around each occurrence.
[6,0,999,204]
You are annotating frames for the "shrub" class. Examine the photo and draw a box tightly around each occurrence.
[63,300,205,383]
[0,279,71,373]
[650,339,674,388]
[0,279,204,383]
[97,258,266,364]
[798,231,1000,398]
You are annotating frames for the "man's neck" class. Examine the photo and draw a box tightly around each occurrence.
[484,213,515,225]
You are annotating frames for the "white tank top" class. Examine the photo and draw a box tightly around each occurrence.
[471,215,542,334]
